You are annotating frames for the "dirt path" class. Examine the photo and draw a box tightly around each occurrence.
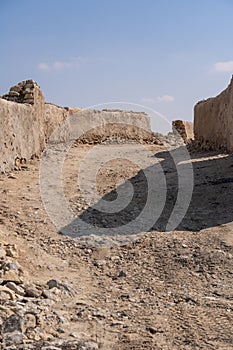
[0,143,232,349]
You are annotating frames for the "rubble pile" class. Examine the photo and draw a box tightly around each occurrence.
[1,80,39,105]
[0,241,99,349]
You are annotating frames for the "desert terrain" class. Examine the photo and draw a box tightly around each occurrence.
[0,141,232,349]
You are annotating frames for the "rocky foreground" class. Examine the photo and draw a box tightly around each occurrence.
[0,143,232,349]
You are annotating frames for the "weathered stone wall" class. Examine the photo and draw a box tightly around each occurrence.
[172,120,194,143]
[2,80,40,105]
[43,106,152,143]
[68,109,152,144]
[0,83,45,172]
[0,81,152,172]
[44,103,72,143]
[194,76,233,151]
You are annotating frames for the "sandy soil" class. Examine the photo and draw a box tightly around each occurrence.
[0,143,232,349]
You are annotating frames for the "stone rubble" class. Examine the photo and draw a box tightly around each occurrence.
[172,120,194,143]
[0,141,232,348]
[0,242,100,349]
[1,80,39,105]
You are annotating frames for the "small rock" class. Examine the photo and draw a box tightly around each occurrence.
[8,174,17,180]
[2,314,23,333]
[5,282,25,296]
[146,326,159,334]
[24,93,34,99]
[5,245,18,258]
[113,270,127,279]
[0,246,6,259]
[179,293,197,303]
[93,260,105,267]
[80,341,99,350]
[92,309,106,319]
[47,279,59,289]
[24,99,34,104]
[118,270,126,277]
[3,331,24,346]
[47,279,75,296]
[56,327,65,333]
[110,320,124,326]
[0,286,16,301]
[70,332,80,338]
[24,83,34,90]
[8,91,20,97]
[59,281,76,296]
[2,270,21,284]
[23,313,37,330]
[4,261,20,271]
[25,285,42,298]
[42,288,61,300]
[110,255,120,261]
[10,85,21,93]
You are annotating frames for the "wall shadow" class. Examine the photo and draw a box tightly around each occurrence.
[60,147,233,236]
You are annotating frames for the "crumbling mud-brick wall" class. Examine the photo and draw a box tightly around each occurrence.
[172,120,194,143]
[44,103,72,143]
[70,109,152,144]
[194,76,233,151]
[0,81,45,172]
[0,80,75,172]
[0,81,152,172]
[2,80,39,105]
[43,106,152,144]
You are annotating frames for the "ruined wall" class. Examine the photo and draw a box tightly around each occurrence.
[0,81,45,172]
[69,109,152,144]
[2,80,37,105]
[172,120,194,143]
[194,76,233,151]
[0,81,152,172]
[43,106,151,143]
[44,103,72,143]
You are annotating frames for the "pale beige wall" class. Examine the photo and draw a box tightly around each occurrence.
[194,77,233,151]
[172,120,194,142]
[0,82,151,172]
[0,90,45,172]
[67,109,151,143]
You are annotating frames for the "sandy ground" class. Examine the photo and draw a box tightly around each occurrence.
[0,143,232,349]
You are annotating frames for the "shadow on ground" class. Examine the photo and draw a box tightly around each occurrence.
[61,146,233,235]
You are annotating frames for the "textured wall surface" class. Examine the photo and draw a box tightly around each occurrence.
[0,86,45,172]
[44,106,151,143]
[172,120,194,143]
[194,77,233,151]
[44,103,71,142]
[67,109,152,143]
[0,81,151,172]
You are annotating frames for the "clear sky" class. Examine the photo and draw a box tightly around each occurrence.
[1,0,233,132]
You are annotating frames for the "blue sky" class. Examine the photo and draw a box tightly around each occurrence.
[1,0,233,132]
